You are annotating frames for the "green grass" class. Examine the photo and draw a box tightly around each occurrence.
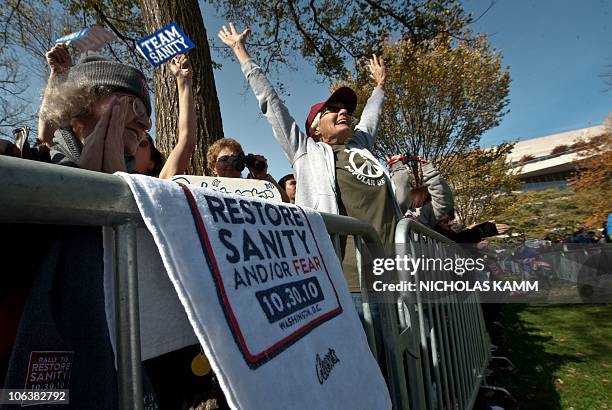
[488,304,612,410]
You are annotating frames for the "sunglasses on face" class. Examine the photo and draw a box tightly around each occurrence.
[217,154,246,171]
[217,154,243,163]
[322,105,352,116]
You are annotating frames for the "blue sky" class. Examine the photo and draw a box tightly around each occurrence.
[202,0,611,178]
[463,0,611,145]
[11,0,611,179]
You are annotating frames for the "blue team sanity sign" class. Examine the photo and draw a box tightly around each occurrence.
[137,23,195,67]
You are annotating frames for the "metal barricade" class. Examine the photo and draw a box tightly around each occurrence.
[2,156,492,409]
[1,156,145,410]
[393,218,492,410]
[324,219,414,410]
[0,157,407,409]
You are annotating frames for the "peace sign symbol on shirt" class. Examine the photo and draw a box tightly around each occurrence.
[348,150,384,179]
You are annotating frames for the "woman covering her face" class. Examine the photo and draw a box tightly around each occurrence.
[41,53,152,174]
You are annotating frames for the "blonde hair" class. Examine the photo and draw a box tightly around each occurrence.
[206,138,245,175]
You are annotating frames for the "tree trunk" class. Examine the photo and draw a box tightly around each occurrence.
[139,0,223,175]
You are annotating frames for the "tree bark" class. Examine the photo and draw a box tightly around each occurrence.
[139,0,223,175]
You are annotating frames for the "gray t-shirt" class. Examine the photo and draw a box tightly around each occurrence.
[332,144,398,291]
[333,144,398,244]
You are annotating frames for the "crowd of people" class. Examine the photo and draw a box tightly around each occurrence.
[1,22,509,253]
[6,21,607,410]
[568,227,609,244]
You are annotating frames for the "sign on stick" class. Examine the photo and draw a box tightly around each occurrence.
[55,26,115,51]
[137,23,195,67]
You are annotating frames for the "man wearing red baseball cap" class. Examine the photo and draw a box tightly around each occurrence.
[219,23,402,292]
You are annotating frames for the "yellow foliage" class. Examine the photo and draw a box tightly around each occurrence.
[568,132,612,226]
[339,29,510,183]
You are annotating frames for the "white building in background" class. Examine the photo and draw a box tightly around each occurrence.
[507,125,607,191]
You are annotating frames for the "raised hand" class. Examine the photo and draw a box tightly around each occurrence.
[411,155,427,164]
[46,43,72,78]
[169,54,192,82]
[218,22,251,51]
[386,153,427,166]
[495,223,510,235]
[218,22,252,64]
[368,54,385,88]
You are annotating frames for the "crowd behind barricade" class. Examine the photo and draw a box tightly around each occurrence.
[1,21,607,410]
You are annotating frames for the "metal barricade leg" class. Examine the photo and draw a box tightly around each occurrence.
[396,242,427,410]
[380,301,412,410]
[114,223,144,410]
[355,236,379,360]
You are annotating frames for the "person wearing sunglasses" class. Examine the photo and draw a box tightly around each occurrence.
[219,23,402,293]
[41,53,152,173]
[206,138,245,178]
[205,137,290,202]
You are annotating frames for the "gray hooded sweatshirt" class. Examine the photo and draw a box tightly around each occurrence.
[241,59,401,219]
[389,161,454,228]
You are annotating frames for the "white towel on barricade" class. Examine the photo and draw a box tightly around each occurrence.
[103,226,198,362]
[116,173,391,410]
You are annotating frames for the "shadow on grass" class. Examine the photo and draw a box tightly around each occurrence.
[525,304,612,363]
[486,304,586,410]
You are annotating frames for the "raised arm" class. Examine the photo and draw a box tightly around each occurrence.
[158,54,197,179]
[38,43,72,146]
[421,162,454,223]
[387,154,418,214]
[352,55,385,150]
[218,22,307,163]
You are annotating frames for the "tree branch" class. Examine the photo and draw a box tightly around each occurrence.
[92,4,139,50]
[308,0,358,59]
[361,0,417,39]
[1,0,22,48]
[285,0,325,60]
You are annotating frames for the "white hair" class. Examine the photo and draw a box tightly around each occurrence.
[310,112,322,135]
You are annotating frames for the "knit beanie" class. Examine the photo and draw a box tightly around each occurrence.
[67,53,151,115]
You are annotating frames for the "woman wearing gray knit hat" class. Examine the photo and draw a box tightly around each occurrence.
[40,53,152,173]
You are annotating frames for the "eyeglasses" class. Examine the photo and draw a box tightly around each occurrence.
[115,93,152,131]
